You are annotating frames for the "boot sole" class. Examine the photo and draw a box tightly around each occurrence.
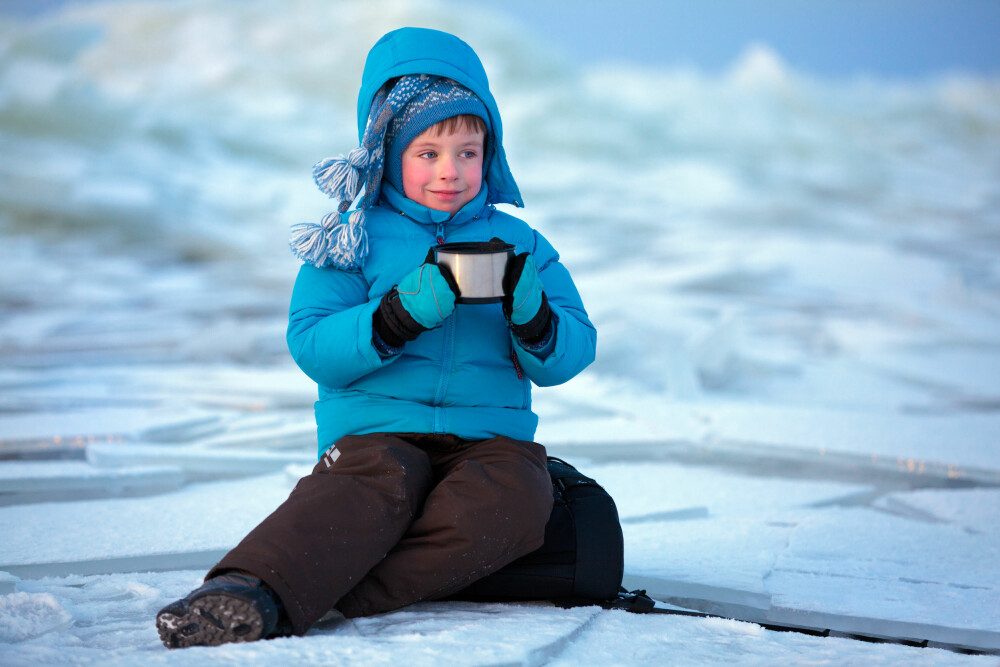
[156,593,266,649]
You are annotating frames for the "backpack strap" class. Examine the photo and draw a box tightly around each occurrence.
[602,588,657,613]
[602,588,710,618]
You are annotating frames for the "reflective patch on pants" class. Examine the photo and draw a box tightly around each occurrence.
[320,445,341,468]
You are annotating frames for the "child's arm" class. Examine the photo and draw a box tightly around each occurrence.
[286,263,393,389]
[508,230,596,387]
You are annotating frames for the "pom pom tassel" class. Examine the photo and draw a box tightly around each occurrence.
[288,211,341,268]
[313,147,369,201]
[289,209,369,270]
[327,210,369,270]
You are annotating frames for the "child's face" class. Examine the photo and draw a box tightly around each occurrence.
[400,124,485,214]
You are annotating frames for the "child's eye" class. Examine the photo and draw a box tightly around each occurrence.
[419,151,437,159]
[460,150,478,159]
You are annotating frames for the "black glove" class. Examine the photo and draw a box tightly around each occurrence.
[502,250,552,344]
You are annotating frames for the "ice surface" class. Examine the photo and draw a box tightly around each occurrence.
[0,474,293,576]
[874,488,1000,536]
[575,460,871,521]
[624,502,1000,650]
[3,572,992,666]
[0,407,219,459]
[86,441,313,480]
[546,609,994,667]
[2,0,999,662]
[0,461,184,505]
[773,508,999,602]
[542,392,1000,482]
[626,517,799,600]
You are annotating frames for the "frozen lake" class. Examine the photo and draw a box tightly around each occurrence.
[1,0,999,663]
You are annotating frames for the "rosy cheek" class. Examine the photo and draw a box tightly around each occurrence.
[469,165,484,188]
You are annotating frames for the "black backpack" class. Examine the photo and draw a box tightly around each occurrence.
[451,456,624,606]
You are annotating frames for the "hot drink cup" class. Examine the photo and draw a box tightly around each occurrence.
[433,241,514,304]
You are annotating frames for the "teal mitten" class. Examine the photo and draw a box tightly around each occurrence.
[397,262,458,329]
[373,255,459,348]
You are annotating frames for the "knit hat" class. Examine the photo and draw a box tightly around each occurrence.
[382,78,491,194]
[289,75,491,270]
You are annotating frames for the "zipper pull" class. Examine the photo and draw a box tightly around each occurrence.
[435,221,445,245]
[511,350,524,379]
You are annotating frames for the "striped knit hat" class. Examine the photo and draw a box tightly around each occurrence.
[383,79,491,194]
[289,76,491,270]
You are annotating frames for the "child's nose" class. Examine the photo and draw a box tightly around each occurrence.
[437,156,459,179]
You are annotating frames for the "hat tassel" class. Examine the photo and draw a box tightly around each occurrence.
[289,210,339,268]
[313,147,369,201]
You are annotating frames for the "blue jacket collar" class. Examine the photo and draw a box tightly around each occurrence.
[380,181,489,226]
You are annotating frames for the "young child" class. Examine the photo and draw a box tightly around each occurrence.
[156,27,596,648]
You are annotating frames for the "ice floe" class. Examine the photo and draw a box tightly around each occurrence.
[1,0,998,662]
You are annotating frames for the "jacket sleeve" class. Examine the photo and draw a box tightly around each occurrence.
[286,263,395,389]
[512,230,596,387]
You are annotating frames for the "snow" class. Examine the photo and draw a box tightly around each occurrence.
[547,611,994,667]
[0,474,292,572]
[2,0,999,663]
[875,489,1000,536]
[0,572,17,595]
[0,593,74,644]
[0,461,184,505]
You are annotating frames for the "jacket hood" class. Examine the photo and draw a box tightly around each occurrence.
[357,27,523,208]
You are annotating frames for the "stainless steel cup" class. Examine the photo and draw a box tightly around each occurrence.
[433,241,514,304]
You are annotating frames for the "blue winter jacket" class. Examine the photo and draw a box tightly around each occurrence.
[287,28,597,456]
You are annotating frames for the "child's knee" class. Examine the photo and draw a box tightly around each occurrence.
[498,441,554,538]
[481,438,552,503]
[455,443,553,535]
[313,434,433,502]
[515,459,554,535]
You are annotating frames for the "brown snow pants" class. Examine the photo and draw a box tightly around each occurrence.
[208,432,553,635]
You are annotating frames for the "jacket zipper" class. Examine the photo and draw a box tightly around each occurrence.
[510,349,524,379]
[432,223,451,431]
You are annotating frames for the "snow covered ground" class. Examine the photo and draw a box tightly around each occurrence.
[2,0,999,664]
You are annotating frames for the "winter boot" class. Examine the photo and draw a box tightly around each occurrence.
[156,572,286,649]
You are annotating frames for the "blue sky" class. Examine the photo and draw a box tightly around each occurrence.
[469,0,1000,78]
[3,0,998,79]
